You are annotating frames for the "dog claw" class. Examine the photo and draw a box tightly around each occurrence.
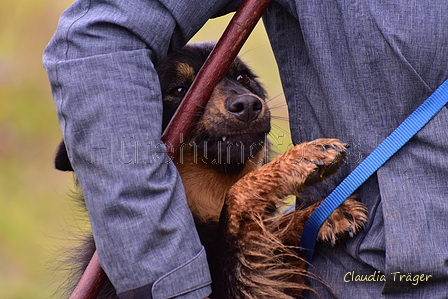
[343,210,356,238]
[348,227,354,238]
[323,144,336,151]
[324,143,348,153]
[303,158,325,166]
[314,160,325,166]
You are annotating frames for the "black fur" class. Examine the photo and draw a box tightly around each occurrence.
[55,140,73,171]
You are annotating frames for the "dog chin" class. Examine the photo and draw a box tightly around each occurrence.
[191,132,267,174]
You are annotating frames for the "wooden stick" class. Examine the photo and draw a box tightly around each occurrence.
[69,0,272,297]
[69,251,106,299]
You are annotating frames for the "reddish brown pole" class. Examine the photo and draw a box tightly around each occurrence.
[69,0,272,298]
[69,251,106,299]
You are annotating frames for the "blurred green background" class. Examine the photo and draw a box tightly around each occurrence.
[0,1,290,298]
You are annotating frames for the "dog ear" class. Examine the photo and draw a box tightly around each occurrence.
[55,140,74,172]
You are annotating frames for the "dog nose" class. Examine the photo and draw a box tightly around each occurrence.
[225,94,262,123]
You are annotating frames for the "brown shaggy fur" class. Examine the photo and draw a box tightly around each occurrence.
[219,139,367,298]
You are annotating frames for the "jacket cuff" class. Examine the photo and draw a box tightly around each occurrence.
[118,247,212,299]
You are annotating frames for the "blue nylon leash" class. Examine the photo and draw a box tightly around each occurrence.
[299,79,448,262]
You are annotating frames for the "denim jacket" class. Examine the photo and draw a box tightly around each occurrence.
[264,1,448,298]
[44,0,448,298]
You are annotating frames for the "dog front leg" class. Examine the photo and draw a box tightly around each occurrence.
[224,138,349,237]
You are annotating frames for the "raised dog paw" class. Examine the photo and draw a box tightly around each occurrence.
[317,196,368,246]
[303,139,348,184]
[276,139,349,191]
[224,139,352,236]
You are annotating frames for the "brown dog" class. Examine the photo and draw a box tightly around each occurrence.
[55,42,367,298]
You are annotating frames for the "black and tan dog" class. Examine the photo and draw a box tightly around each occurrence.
[55,42,367,299]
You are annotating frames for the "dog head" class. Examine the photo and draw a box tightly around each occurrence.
[54,42,270,175]
[157,42,271,174]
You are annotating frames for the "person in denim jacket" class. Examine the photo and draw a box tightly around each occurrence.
[44,0,448,298]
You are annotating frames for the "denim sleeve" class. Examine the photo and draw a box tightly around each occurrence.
[43,0,240,298]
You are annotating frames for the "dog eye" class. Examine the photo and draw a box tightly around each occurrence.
[236,73,250,84]
[171,87,187,96]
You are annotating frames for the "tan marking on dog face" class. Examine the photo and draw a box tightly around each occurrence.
[228,60,239,75]
[175,62,196,82]
[194,87,228,133]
